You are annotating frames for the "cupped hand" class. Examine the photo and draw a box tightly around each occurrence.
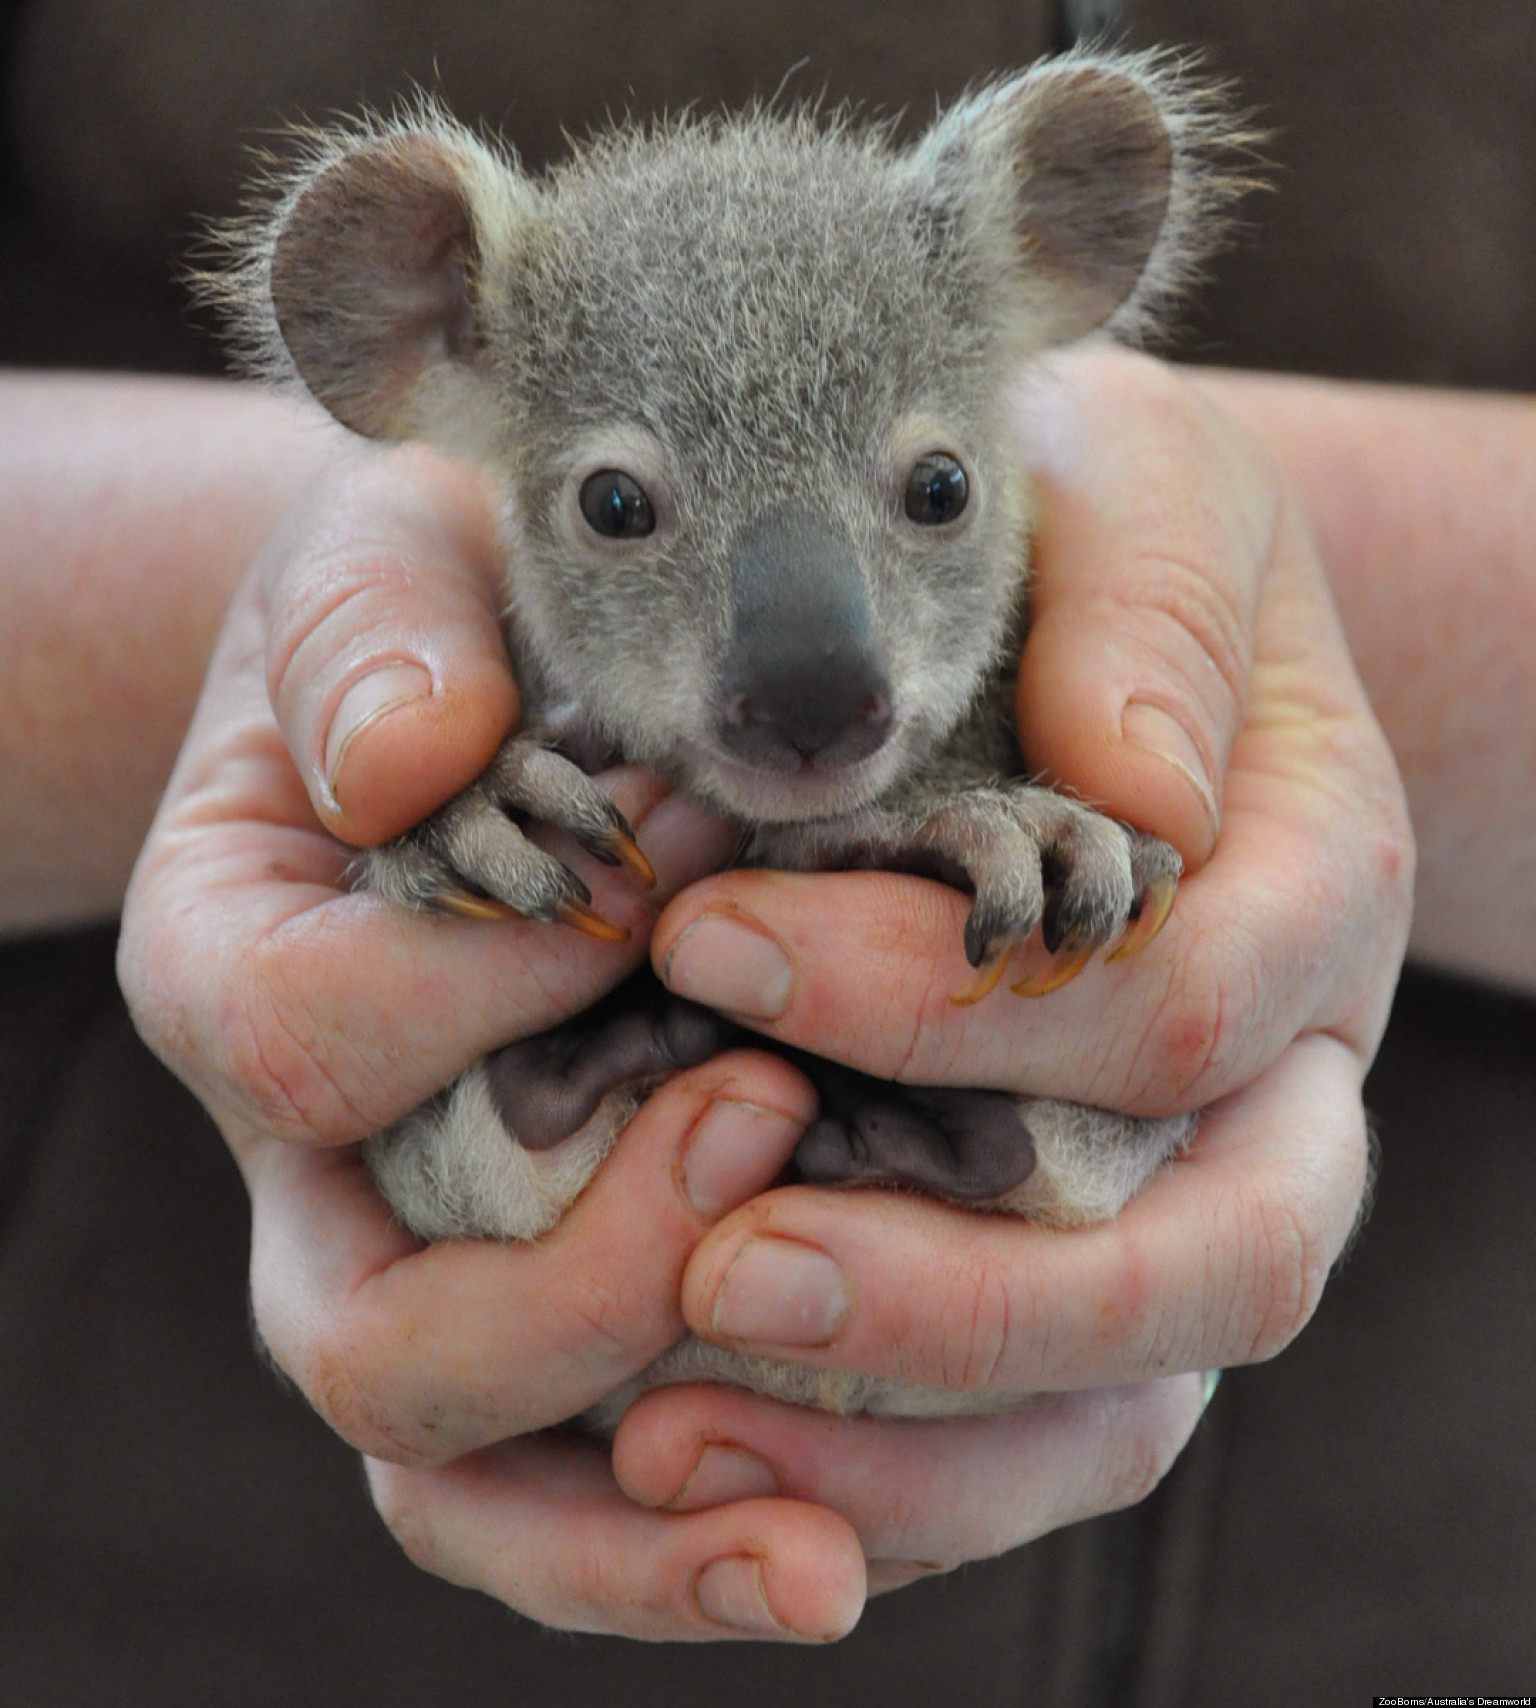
[116,443,873,1641]
[119,344,1416,1641]
[597,347,1415,1559]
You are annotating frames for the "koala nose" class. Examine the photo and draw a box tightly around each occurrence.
[719,506,894,771]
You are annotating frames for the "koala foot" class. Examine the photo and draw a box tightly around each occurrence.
[993,1100,1196,1226]
[365,978,728,1240]
[791,1051,1195,1226]
[792,1056,1040,1202]
[363,736,654,939]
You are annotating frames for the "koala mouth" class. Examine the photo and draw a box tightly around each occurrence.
[682,730,912,824]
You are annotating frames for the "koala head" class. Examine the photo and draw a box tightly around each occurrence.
[222,52,1237,823]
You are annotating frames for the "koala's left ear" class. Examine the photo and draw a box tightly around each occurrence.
[912,51,1244,347]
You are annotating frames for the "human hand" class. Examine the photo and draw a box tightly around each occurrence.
[120,342,1416,1639]
[117,442,874,1640]
[546,346,1409,1602]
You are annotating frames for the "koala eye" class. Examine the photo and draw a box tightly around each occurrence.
[904,454,969,526]
[579,470,656,539]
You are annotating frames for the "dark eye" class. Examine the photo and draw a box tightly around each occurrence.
[579,469,656,539]
[904,454,969,526]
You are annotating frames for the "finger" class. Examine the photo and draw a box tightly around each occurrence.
[613,1373,1210,1574]
[366,1434,866,1642]
[244,1047,817,1461]
[260,442,519,847]
[678,1035,1369,1397]
[1011,349,1276,870]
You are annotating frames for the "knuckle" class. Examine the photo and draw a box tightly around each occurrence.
[216,931,378,1144]
[1093,1387,1195,1514]
[265,540,410,718]
[560,1269,665,1370]
[1232,1182,1333,1363]
[927,1258,1014,1394]
[294,1324,443,1464]
[368,1463,445,1578]
[1111,552,1251,727]
[114,910,187,1070]
[559,1533,664,1629]
[1369,790,1417,939]
[294,1329,390,1452]
[1126,935,1258,1108]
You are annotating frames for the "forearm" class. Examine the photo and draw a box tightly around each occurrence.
[0,373,339,933]
[1198,370,1536,994]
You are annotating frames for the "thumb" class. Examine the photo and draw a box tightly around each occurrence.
[1011,350,1275,870]
[259,442,518,847]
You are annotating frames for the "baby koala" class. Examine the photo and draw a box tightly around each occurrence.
[216,48,1244,1423]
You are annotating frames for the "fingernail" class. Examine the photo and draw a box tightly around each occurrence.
[662,912,793,1020]
[668,1445,781,1512]
[711,1237,849,1347]
[1201,1369,1223,1410]
[1123,701,1220,841]
[695,1555,792,1637]
[324,663,434,796]
[683,1101,805,1220]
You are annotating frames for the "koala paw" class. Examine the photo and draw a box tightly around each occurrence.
[363,736,656,940]
[790,1051,1194,1225]
[912,785,1181,1001]
[366,979,728,1241]
[791,1055,1040,1202]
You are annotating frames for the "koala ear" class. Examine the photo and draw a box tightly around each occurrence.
[913,52,1236,347]
[229,116,533,441]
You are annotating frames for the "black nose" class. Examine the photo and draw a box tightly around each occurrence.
[717,507,894,772]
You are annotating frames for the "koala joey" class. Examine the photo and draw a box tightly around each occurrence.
[214,48,1247,1426]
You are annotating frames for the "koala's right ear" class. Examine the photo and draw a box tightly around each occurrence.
[224,117,534,441]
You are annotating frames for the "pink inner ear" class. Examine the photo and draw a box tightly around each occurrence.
[1012,67,1174,336]
[271,134,481,438]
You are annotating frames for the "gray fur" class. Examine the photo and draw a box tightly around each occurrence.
[210,48,1249,1424]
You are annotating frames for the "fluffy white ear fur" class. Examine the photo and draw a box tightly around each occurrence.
[202,55,1251,439]
[202,103,529,444]
[908,47,1255,348]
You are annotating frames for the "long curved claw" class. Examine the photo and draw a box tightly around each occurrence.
[609,829,658,889]
[437,888,520,922]
[556,897,632,943]
[1106,873,1179,963]
[951,941,1021,1006]
[1011,938,1095,998]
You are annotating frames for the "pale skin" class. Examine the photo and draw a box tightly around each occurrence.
[6,351,1530,1638]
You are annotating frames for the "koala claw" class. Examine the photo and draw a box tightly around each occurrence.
[950,939,1023,1006]
[435,887,520,923]
[905,786,1183,1001]
[1107,870,1179,962]
[605,830,658,889]
[1010,938,1096,997]
[555,897,632,943]
[363,735,653,934]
